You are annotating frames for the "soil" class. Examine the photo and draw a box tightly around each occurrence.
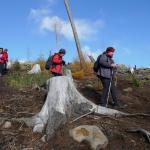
[0,74,150,150]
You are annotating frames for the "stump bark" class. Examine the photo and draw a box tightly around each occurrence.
[25,72,126,139]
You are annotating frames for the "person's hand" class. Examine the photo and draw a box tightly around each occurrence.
[111,63,118,68]
[62,60,66,65]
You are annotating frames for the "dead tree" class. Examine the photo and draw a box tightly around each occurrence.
[88,55,96,63]
[64,0,86,69]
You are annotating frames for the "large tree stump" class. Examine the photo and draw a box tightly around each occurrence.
[25,72,126,139]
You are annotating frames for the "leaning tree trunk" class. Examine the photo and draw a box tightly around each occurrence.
[24,70,126,139]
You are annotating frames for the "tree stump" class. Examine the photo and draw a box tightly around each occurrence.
[25,72,125,139]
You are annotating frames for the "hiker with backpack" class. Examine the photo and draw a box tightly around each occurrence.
[0,48,5,77]
[3,49,8,73]
[45,49,66,77]
[94,47,124,109]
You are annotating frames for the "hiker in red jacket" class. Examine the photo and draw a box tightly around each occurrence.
[3,49,8,72]
[0,48,5,76]
[50,48,66,76]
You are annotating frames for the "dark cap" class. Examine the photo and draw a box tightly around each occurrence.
[4,48,8,52]
[59,48,66,54]
[106,47,115,53]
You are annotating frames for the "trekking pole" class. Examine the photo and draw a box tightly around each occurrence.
[106,69,114,107]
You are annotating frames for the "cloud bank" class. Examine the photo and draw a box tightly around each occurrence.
[29,7,105,41]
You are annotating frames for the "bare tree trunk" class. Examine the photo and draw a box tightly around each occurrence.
[64,0,86,69]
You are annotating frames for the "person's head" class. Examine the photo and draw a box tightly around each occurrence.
[106,47,115,57]
[4,48,8,52]
[59,48,66,56]
[0,48,3,54]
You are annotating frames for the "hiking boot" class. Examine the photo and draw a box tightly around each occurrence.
[112,102,127,109]
[99,103,107,107]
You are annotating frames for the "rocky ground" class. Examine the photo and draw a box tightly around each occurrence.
[0,71,150,150]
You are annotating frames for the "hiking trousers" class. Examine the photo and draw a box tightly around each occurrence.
[51,72,62,77]
[100,76,118,106]
[0,63,4,75]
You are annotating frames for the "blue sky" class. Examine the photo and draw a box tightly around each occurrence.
[0,0,150,67]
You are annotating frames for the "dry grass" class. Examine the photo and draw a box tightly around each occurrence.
[69,59,94,79]
[72,70,84,79]
[35,60,46,71]
[93,78,103,90]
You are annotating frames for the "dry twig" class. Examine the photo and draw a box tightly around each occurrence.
[70,110,95,123]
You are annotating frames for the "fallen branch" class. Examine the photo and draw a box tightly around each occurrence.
[70,109,95,123]
[121,113,150,118]
[127,128,150,143]
[17,112,35,115]
[93,115,120,122]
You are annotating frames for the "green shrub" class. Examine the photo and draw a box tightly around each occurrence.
[131,75,140,87]
[12,61,21,71]
[6,71,49,89]
[118,64,129,72]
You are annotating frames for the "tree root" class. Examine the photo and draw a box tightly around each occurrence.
[127,128,150,143]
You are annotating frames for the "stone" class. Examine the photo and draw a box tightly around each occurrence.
[3,121,12,129]
[32,84,40,90]
[28,64,41,74]
[70,125,108,150]
[40,135,46,143]
[7,61,12,69]
[123,87,133,92]
[130,68,134,74]
[87,84,93,88]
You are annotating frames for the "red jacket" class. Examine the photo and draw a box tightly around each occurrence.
[0,53,6,64]
[3,51,8,62]
[50,53,63,75]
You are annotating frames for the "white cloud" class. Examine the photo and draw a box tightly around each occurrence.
[28,0,105,41]
[29,8,51,22]
[82,45,102,61]
[39,16,105,41]
[109,40,132,56]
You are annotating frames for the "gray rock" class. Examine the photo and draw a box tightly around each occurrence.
[123,87,133,92]
[3,121,12,129]
[40,135,46,143]
[28,64,41,74]
[70,125,108,150]
[87,84,93,88]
